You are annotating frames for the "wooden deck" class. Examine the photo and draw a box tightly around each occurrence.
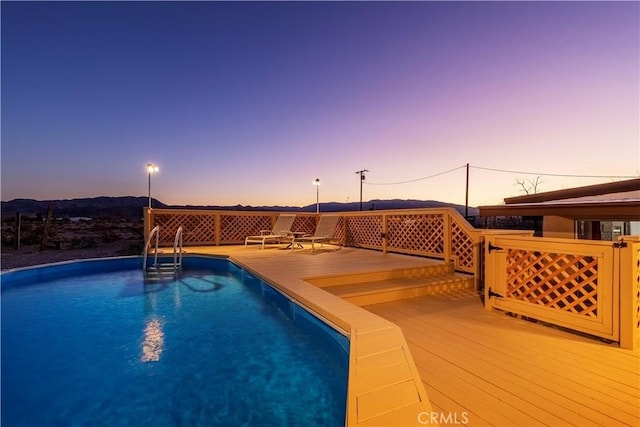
[176,245,640,426]
[367,291,640,426]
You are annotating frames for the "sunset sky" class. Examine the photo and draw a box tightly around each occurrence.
[2,1,638,208]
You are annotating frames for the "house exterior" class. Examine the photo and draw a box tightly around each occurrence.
[478,178,640,240]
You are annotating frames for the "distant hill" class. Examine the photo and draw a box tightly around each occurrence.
[1,196,478,219]
[320,199,479,216]
[1,197,167,219]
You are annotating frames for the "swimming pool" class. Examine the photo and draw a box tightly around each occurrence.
[1,256,349,426]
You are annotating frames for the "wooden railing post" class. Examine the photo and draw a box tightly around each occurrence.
[214,213,221,246]
[382,213,388,253]
[619,235,640,350]
[143,207,153,243]
[483,232,496,312]
[473,233,482,290]
[443,212,452,266]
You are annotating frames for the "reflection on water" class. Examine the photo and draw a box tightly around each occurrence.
[140,272,225,362]
[141,317,164,362]
[173,281,182,310]
[178,276,223,293]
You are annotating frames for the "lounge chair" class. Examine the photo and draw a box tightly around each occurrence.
[244,214,296,249]
[291,215,340,253]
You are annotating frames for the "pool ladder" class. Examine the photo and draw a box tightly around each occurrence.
[143,226,184,282]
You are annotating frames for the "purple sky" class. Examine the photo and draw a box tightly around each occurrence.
[2,1,638,208]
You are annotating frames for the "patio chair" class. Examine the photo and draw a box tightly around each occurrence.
[244,214,296,249]
[291,215,340,253]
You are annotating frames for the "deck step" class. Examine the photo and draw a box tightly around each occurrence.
[305,262,474,306]
[327,273,474,306]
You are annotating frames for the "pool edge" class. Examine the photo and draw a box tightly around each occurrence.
[226,253,435,427]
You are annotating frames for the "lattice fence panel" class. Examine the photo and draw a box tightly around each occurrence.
[220,215,272,243]
[149,210,480,273]
[153,213,215,245]
[506,249,599,317]
[346,216,383,247]
[451,220,475,269]
[292,216,317,235]
[334,217,347,244]
[387,214,444,255]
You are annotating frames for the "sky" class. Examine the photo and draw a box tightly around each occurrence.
[2,1,638,208]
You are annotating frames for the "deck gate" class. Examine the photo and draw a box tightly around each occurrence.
[484,235,618,341]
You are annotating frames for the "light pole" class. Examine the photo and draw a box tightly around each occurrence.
[147,163,159,208]
[313,178,320,213]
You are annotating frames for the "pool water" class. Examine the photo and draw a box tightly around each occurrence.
[1,257,349,426]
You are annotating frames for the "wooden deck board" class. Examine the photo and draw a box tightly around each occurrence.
[373,303,630,426]
[367,291,640,427]
[422,383,494,427]
[177,245,640,426]
[374,300,639,414]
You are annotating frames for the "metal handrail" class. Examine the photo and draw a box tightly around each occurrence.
[173,226,183,270]
[143,225,160,270]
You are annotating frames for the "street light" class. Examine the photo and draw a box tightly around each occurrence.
[147,163,159,208]
[313,178,320,213]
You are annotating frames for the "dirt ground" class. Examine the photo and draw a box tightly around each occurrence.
[1,216,145,271]
[1,240,142,271]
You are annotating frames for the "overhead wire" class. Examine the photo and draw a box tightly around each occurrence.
[364,165,467,185]
[469,165,637,179]
[364,164,637,186]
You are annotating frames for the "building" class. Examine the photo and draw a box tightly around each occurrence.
[478,178,640,240]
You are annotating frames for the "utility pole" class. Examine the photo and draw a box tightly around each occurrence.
[465,163,469,219]
[355,169,369,211]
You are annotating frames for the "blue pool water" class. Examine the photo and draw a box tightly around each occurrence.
[1,257,349,426]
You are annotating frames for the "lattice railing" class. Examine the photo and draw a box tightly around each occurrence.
[387,214,444,255]
[340,209,480,274]
[333,217,347,244]
[345,216,383,247]
[154,213,216,244]
[506,249,599,317]
[452,221,475,269]
[146,207,481,274]
[292,216,317,236]
[220,215,271,244]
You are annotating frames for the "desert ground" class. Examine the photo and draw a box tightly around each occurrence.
[1,217,143,270]
[1,240,142,270]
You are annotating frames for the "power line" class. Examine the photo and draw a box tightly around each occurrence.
[365,165,467,185]
[364,164,636,186]
[469,165,637,179]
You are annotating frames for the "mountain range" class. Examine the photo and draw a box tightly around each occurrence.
[1,196,479,219]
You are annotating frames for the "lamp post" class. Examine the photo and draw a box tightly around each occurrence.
[146,163,159,208]
[313,178,320,213]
